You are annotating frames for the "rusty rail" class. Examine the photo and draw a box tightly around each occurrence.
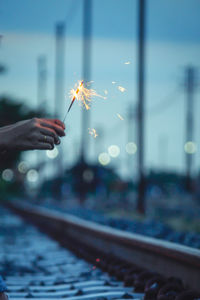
[7,201,200,293]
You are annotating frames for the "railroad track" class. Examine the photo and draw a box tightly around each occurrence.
[3,201,200,300]
[0,206,143,300]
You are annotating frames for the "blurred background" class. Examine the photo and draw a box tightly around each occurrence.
[0,0,200,245]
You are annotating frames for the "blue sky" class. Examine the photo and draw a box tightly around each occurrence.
[0,0,200,179]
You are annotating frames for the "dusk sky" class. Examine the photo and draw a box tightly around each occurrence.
[0,0,200,179]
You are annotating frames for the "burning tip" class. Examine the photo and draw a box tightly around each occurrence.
[68,80,104,111]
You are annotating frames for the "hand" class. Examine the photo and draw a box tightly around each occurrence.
[0,118,66,151]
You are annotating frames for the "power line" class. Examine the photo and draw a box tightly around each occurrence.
[146,87,181,116]
[64,0,80,28]
[101,87,181,138]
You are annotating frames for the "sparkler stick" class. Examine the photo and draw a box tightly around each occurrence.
[62,97,75,123]
[62,81,83,123]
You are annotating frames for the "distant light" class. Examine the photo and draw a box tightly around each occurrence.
[184,141,197,154]
[26,169,39,182]
[2,169,14,182]
[83,169,94,183]
[98,153,110,166]
[118,86,126,93]
[18,161,28,174]
[108,145,120,158]
[126,142,137,155]
[46,147,59,159]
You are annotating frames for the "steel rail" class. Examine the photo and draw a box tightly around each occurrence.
[7,201,200,293]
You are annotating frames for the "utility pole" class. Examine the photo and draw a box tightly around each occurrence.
[37,55,47,111]
[185,66,196,192]
[127,104,135,144]
[54,22,65,178]
[80,0,92,162]
[94,127,104,160]
[127,104,135,177]
[158,135,168,171]
[37,55,47,185]
[0,35,6,75]
[137,0,146,214]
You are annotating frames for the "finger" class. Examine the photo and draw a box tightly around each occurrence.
[38,135,54,148]
[39,127,60,145]
[51,119,65,129]
[40,120,65,137]
[36,142,54,150]
[41,118,65,131]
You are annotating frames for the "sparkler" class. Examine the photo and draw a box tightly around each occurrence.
[63,80,83,122]
[63,80,105,123]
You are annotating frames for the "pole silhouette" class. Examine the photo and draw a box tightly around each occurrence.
[137,0,146,214]
[80,0,92,162]
[37,55,47,111]
[185,66,196,192]
[127,104,135,178]
[37,55,47,182]
[54,22,65,179]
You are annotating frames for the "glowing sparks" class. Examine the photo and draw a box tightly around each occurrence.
[69,80,91,111]
[118,86,126,93]
[69,80,105,111]
[124,61,131,65]
[88,128,98,138]
[63,80,105,122]
[86,80,94,87]
[117,113,124,120]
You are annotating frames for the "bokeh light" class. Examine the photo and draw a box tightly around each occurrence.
[46,147,59,159]
[2,169,14,182]
[125,142,137,155]
[18,161,28,174]
[98,153,110,166]
[108,145,120,158]
[184,141,197,154]
[26,169,39,183]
